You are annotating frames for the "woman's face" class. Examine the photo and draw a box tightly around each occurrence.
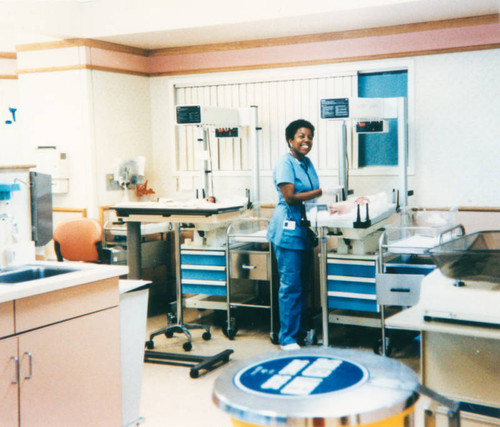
[289,127,313,159]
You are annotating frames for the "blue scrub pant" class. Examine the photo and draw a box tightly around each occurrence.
[273,245,311,346]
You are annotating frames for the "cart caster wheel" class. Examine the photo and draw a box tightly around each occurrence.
[373,338,393,357]
[183,341,192,351]
[223,320,238,340]
[190,369,199,379]
[145,340,154,350]
[270,333,279,345]
[165,330,174,339]
[223,326,236,340]
[224,328,236,340]
[202,331,211,341]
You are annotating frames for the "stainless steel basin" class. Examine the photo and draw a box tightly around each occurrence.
[0,265,79,284]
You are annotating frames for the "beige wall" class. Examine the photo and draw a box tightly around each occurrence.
[15,67,152,218]
[150,49,500,210]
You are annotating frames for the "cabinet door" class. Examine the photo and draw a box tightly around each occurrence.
[19,307,122,427]
[0,337,19,427]
[0,301,14,338]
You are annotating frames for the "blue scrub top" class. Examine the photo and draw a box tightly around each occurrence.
[266,153,320,250]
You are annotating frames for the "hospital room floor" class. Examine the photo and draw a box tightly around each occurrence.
[139,309,422,427]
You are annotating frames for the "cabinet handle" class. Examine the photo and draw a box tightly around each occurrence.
[11,356,19,385]
[24,352,33,380]
[242,265,257,270]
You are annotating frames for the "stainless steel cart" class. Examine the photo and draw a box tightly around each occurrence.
[225,218,279,344]
[376,224,465,355]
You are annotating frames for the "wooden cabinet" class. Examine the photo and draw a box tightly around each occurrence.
[0,301,14,337]
[0,278,121,427]
[0,337,19,427]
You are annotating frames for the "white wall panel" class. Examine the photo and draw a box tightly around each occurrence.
[174,74,356,176]
[18,70,94,212]
[90,71,152,208]
[0,79,21,164]
[413,49,500,208]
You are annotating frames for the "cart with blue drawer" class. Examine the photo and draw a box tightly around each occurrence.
[181,247,228,305]
[327,255,379,315]
[376,224,465,355]
[326,252,392,350]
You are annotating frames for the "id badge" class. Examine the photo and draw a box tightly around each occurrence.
[283,220,296,230]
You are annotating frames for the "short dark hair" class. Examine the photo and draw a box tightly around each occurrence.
[285,119,315,145]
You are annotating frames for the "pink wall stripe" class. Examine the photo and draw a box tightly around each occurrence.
[149,23,500,74]
[12,22,500,76]
[89,47,149,74]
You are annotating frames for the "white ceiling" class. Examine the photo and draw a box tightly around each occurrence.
[1,0,499,50]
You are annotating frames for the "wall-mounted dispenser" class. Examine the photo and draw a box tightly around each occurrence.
[35,146,69,194]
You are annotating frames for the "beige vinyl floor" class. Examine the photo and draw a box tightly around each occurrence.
[138,309,423,427]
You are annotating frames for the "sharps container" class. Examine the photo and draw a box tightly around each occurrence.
[213,348,419,427]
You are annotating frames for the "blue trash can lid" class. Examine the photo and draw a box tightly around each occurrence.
[213,347,419,426]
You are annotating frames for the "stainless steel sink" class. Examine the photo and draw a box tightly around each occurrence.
[0,265,79,284]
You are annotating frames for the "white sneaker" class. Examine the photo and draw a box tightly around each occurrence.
[280,343,301,351]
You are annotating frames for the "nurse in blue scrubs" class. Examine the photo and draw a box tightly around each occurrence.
[267,119,332,351]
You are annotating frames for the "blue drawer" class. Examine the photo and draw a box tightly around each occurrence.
[328,296,378,312]
[327,260,376,278]
[182,283,226,296]
[328,280,376,295]
[181,268,226,281]
[181,250,226,266]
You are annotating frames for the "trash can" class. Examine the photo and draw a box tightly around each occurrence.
[213,347,419,426]
[120,280,150,426]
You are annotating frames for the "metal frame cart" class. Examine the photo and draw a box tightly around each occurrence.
[112,203,244,377]
[376,224,465,355]
[224,218,279,343]
[387,230,500,426]
[315,209,397,348]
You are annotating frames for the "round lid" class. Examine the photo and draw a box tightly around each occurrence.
[213,347,419,426]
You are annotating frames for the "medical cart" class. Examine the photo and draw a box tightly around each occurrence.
[376,224,465,355]
[225,218,279,343]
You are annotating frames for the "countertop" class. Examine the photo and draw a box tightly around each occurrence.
[0,261,128,303]
[386,306,500,340]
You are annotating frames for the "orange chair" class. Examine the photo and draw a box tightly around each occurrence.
[53,218,104,262]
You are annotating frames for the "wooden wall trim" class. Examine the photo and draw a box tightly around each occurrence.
[16,64,149,76]
[0,52,16,59]
[16,38,87,51]
[0,75,17,80]
[264,205,500,212]
[151,14,500,56]
[17,64,89,74]
[53,207,88,217]
[415,207,500,213]
[16,38,149,57]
